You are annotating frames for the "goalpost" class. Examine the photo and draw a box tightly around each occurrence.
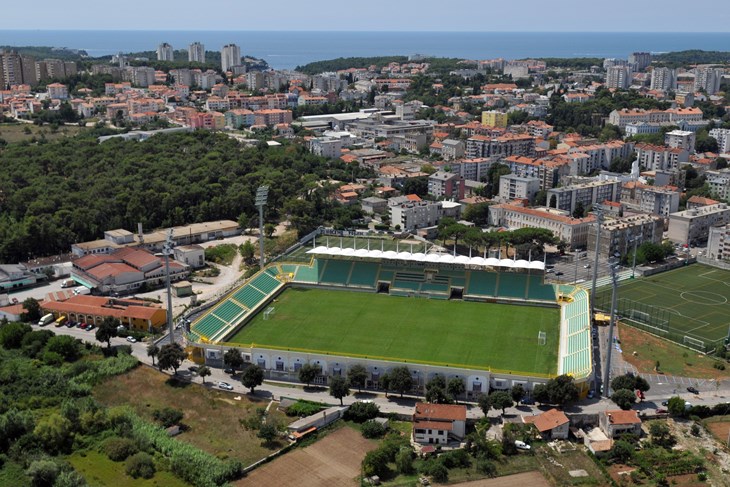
[263,306,276,320]
[538,331,547,346]
[683,335,705,353]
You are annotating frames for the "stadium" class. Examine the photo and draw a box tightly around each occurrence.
[187,239,593,397]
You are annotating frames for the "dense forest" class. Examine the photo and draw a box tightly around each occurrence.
[0,46,88,60]
[296,56,465,76]
[653,50,730,66]
[0,131,373,263]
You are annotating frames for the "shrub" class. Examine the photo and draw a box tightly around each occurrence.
[440,448,470,469]
[103,437,138,462]
[26,459,59,487]
[125,452,156,479]
[690,424,701,436]
[42,351,64,367]
[714,362,725,370]
[427,462,448,483]
[361,420,386,439]
[345,401,380,423]
[476,458,497,477]
[286,400,322,417]
[152,407,183,428]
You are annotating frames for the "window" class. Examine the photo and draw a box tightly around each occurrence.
[472,381,482,392]
[256,359,265,368]
[275,361,284,371]
[293,362,302,372]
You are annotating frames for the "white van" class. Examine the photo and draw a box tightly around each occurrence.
[61,279,76,288]
[38,313,54,326]
[73,286,91,296]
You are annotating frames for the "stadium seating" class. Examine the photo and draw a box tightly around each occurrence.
[293,263,318,283]
[233,285,267,309]
[250,272,281,294]
[192,314,228,339]
[526,275,556,301]
[559,288,592,377]
[420,282,450,295]
[496,272,529,299]
[319,260,353,285]
[392,280,421,291]
[213,301,246,323]
[348,262,380,288]
[394,271,426,282]
[465,271,497,297]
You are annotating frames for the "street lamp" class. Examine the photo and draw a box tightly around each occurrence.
[256,185,269,270]
[602,262,620,399]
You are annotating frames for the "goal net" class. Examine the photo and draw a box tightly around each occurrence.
[263,306,276,320]
[683,335,705,353]
[538,331,547,346]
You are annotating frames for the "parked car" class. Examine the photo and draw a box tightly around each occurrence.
[85,324,95,331]
[555,271,564,276]
[661,400,669,406]
[687,386,699,394]
[79,322,89,329]
[223,368,234,375]
[583,264,591,269]
[66,321,76,328]
[656,408,668,414]
[515,440,531,451]
[126,336,137,343]
[218,381,234,391]
[188,366,199,373]
[520,398,535,405]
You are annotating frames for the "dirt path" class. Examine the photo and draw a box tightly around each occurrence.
[450,471,550,487]
[238,427,377,486]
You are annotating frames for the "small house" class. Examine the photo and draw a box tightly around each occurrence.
[412,402,466,445]
[522,408,570,440]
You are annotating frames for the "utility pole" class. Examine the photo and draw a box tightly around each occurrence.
[603,263,619,399]
[162,229,175,342]
[590,207,604,316]
[256,185,269,270]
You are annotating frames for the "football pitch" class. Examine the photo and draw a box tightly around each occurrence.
[595,264,730,346]
[228,288,560,375]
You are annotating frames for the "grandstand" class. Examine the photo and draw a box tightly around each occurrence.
[189,244,591,391]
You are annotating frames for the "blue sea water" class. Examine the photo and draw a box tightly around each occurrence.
[1,30,729,70]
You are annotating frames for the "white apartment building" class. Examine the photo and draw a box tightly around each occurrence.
[489,204,595,249]
[157,43,174,61]
[498,174,540,204]
[707,224,730,262]
[635,143,687,171]
[446,158,496,182]
[441,139,465,161]
[221,44,242,72]
[664,130,696,153]
[46,83,68,100]
[390,200,443,232]
[188,42,205,63]
[650,67,675,91]
[694,67,724,95]
[546,180,621,214]
[588,214,664,257]
[706,169,730,201]
[309,137,343,159]
[465,134,535,159]
[709,128,730,154]
[606,65,631,89]
[629,52,651,71]
[668,203,730,245]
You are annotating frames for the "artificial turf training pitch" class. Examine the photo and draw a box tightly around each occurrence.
[228,287,560,375]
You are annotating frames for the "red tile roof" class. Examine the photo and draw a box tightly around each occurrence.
[523,408,569,432]
[604,410,641,425]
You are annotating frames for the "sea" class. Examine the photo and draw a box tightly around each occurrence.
[2,30,730,71]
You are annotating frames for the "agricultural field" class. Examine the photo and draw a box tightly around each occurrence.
[595,264,730,350]
[0,122,87,143]
[228,287,560,375]
[93,365,291,466]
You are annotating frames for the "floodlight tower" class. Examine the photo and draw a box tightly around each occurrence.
[256,185,269,270]
[602,263,620,398]
[590,206,604,317]
[162,229,175,341]
[628,235,641,279]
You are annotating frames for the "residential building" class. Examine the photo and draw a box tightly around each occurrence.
[694,67,723,95]
[0,50,34,86]
[620,183,680,217]
[606,65,631,90]
[707,224,730,262]
[667,203,730,245]
[466,133,535,159]
[157,43,174,61]
[41,295,167,332]
[706,169,730,201]
[587,214,664,257]
[546,180,620,214]
[224,108,255,129]
[687,195,719,209]
[173,245,205,269]
[481,110,508,128]
[46,83,68,100]
[361,197,388,215]
[505,156,571,191]
[599,410,642,439]
[498,174,540,204]
[412,403,467,445]
[489,204,595,249]
[525,120,554,138]
[309,137,343,159]
[71,247,189,295]
[188,42,205,63]
[441,139,465,161]
[522,408,570,440]
[428,171,465,200]
[390,200,442,232]
[709,128,730,154]
[221,44,242,72]
[446,158,496,182]
[629,52,652,71]
[650,67,675,91]
[123,66,156,87]
[665,130,695,153]
[254,109,293,127]
[635,143,687,171]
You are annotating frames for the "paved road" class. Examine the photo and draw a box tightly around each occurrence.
[33,324,730,419]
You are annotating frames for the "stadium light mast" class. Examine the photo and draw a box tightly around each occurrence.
[162,229,175,342]
[602,263,620,399]
[590,206,604,317]
[256,185,269,270]
[629,235,641,279]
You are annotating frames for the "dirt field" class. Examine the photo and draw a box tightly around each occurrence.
[239,426,377,486]
[450,471,550,487]
[705,416,730,446]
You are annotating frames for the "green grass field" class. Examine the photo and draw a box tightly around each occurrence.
[595,264,730,344]
[228,288,560,375]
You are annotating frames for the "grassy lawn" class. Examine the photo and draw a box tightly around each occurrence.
[0,122,86,143]
[595,265,730,345]
[93,366,291,466]
[0,461,30,487]
[67,450,189,487]
[618,323,730,378]
[229,287,560,375]
[204,244,239,266]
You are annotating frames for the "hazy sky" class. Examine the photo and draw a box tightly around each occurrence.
[4,0,728,31]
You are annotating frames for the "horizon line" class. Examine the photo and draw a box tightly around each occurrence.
[3,29,729,34]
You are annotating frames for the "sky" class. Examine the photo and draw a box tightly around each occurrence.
[4,0,729,31]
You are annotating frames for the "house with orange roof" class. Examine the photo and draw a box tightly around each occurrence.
[599,410,641,438]
[412,402,467,445]
[523,408,570,440]
[41,295,166,332]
